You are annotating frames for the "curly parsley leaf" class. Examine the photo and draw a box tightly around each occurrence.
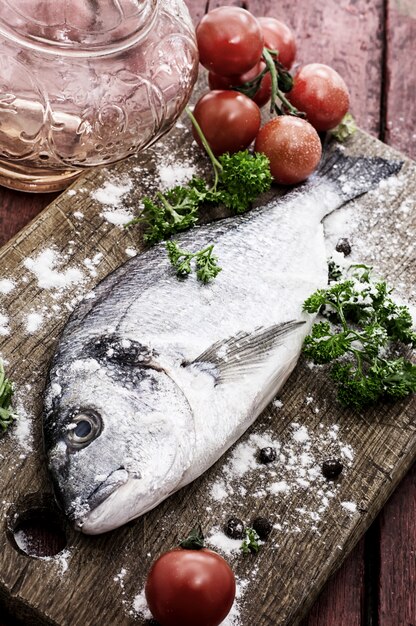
[218,151,273,213]
[303,264,416,409]
[0,361,17,433]
[166,241,221,284]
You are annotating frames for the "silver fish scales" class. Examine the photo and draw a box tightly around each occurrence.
[44,150,401,533]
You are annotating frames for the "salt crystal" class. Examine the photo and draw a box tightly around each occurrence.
[341,501,358,513]
[67,189,76,196]
[24,249,84,291]
[0,279,15,294]
[100,208,133,226]
[132,588,152,620]
[292,425,309,443]
[341,445,354,461]
[207,528,242,556]
[269,481,290,494]
[25,312,43,334]
[158,164,196,190]
[211,481,229,502]
[11,401,33,455]
[125,248,137,258]
[92,179,132,207]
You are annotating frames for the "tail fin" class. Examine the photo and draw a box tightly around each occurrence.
[317,148,403,204]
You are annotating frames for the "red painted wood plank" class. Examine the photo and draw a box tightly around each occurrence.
[301,540,365,626]
[0,188,57,247]
[378,464,416,625]
[384,0,416,158]
[377,2,416,623]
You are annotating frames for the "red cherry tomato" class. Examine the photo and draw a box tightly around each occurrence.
[258,17,297,69]
[208,61,272,108]
[254,116,322,185]
[288,63,350,131]
[145,548,236,626]
[196,7,264,77]
[193,91,261,156]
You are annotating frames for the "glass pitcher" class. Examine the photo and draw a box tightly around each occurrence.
[0,0,198,192]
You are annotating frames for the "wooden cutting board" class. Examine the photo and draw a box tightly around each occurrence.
[0,108,415,625]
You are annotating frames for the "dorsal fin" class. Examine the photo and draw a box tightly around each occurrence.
[184,320,305,384]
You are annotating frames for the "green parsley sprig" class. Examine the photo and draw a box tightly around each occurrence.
[166,241,221,284]
[0,360,17,433]
[240,527,261,555]
[303,264,416,409]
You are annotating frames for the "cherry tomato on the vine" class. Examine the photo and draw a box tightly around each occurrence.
[254,116,322,185]
[145,548,236,626]
[208,61,272,108]
[288,63,350,131]
[193,91,261,156]
[258,17,297,69]
[196,7,264,77]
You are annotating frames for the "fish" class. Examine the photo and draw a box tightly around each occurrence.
[43,149,402,534]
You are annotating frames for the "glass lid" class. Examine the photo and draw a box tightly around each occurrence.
[0,0,158,55]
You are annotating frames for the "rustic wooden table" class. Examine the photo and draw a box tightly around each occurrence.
[0,1,414,624]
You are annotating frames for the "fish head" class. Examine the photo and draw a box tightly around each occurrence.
[44,338,194,534]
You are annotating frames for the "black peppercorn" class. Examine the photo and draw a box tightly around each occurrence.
[335,238,352,256]
[224,517,245,540]
[251,517,273,540]
[322,458,343,479]
[259,447,277,464]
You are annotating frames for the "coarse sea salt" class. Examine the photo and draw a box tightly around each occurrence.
[131,588,152,620]
[11,399,34,455]
[25,312,43,334]
[91,179,132,207]
[207,527,243,556]
[341,501,358,513]
[91,179,134,226]
[0,278,15,294]
[158,163,196,190]
[24,248,84,291]
[100,208,133,226]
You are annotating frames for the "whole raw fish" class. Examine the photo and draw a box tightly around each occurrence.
[44,150,401,534]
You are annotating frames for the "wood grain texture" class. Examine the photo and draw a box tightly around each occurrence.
[0,108,415,625]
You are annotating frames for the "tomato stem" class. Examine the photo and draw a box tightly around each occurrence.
[179,524,205,550]
[262,48,305,118]
[186,106,223,189]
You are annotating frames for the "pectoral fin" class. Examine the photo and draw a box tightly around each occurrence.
[185,320,305,384]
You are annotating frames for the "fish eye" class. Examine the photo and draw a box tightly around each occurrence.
[66,410,102,450]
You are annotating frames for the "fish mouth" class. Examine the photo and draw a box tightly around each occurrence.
[82,468,129,519]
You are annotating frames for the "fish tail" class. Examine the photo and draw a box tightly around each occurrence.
[317,147,403,207]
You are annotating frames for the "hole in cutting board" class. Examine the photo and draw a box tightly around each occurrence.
[7,493,67,558]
